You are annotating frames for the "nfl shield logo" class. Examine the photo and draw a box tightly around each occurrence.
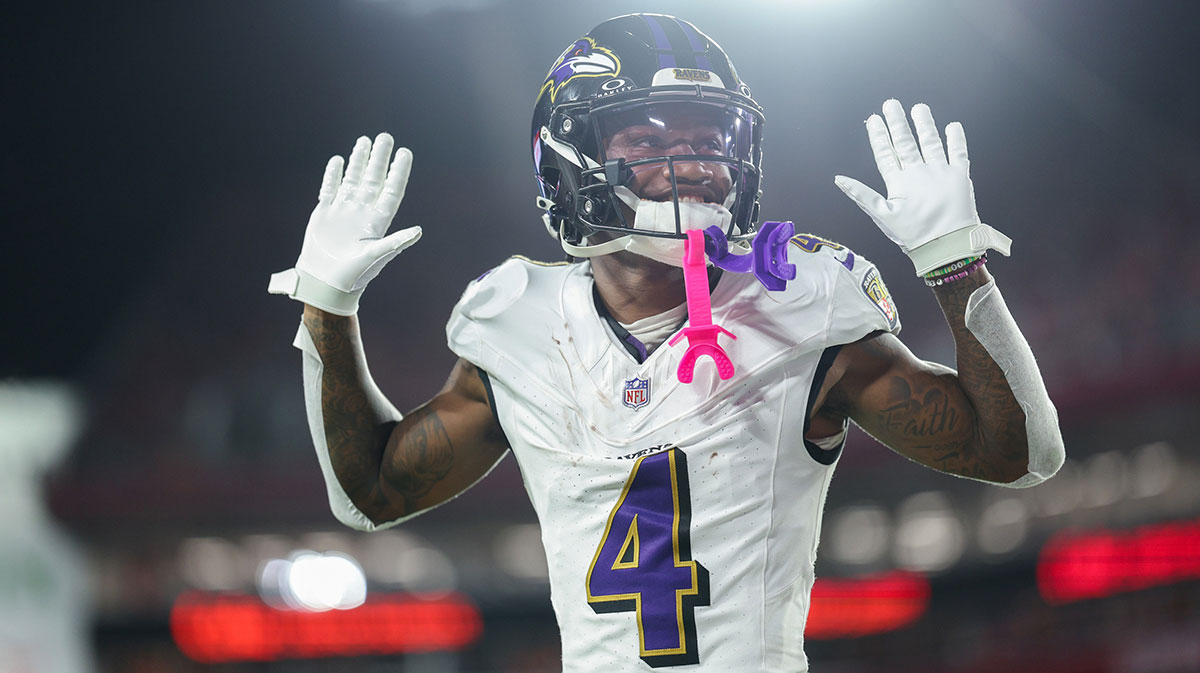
[623,377,651,411]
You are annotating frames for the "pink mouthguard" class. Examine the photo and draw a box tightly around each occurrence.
[669,229,737,383]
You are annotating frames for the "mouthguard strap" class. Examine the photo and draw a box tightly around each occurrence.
[669,229,737,383]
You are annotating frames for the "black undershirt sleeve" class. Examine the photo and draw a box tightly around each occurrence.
[802,345,847,465]
[475,367,509,445]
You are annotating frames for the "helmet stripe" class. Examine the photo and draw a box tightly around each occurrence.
[645,15,709,71]
[657,17,699,69]
[674,20,714,71]
[640,15,678,69]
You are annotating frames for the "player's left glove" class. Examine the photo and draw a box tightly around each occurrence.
[834,100,1011,276]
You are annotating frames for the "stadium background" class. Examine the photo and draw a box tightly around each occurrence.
[3,0,1198,671]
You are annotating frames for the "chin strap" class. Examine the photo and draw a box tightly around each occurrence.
[559,220,637,259]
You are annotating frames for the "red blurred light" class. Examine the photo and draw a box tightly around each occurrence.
[1037,518,1200,604]
[805,570,930,639]
[170,591,482,662]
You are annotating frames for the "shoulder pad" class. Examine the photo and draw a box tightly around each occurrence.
[446,256,571,365]
[456,258,529,320]
[454,256,571,320]
[788,232,857,268]
[784,233,901,344]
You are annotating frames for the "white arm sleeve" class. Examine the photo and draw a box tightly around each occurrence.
[963,280,1066,488]
[294,322,413,531]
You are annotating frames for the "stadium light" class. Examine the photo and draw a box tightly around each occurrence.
[805,571,930,639]
[977,497,1030,556]
[893,491,965,572]
[171,591,483,662]
[1037,517,1200,604]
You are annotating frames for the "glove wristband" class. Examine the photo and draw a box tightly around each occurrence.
[268,268,361,316]
[924,254,987,287]
[907,223,1012,276]
[923,255,981,279]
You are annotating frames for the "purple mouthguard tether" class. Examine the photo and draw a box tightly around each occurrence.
[670,222,797,384]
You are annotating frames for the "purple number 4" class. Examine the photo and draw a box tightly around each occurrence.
[586,448,710,667]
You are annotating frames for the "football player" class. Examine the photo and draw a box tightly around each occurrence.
[269,14,1064,671]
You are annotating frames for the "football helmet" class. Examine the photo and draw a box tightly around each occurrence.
[531,14,765,261]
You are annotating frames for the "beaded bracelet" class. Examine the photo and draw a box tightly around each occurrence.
[925,253,987,287]
[923,255,981,279]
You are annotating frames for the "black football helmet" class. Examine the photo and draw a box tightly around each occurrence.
[531,14,765,256]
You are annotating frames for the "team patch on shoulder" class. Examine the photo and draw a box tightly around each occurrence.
[861,267,899,330]
[790,233,855,270]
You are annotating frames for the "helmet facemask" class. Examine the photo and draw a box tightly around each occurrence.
[531,14,765,265]
[543,89,763,264]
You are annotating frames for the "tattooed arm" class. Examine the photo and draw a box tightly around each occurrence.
[808,267,1030,483]
[303,305,509,525]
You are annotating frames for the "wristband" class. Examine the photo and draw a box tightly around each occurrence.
[923,255,981,279]
[924,254,987,287]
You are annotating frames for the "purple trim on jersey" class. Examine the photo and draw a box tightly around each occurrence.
[624,333,649,362]
[642,15,677,69]
[676,21,713,71]
[593,284,655,364]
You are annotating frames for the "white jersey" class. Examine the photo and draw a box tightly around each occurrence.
[446,235,900,672]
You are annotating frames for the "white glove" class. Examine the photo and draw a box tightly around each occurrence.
[834,100,1011,276]
[268,133,422,315]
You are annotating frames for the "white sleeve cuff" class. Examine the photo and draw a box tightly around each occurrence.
[963,280,1065,488]
[294,322,410,531]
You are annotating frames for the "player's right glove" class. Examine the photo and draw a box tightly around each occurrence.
[268,133,422,316]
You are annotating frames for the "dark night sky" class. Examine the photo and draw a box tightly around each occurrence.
[4,14,1199,672]
[4,1,1199,475]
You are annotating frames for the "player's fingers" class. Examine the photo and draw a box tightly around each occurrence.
[834,175,888,218]
[910,103,946,164]
[337,136,372,201]
[946,122,969,167]
[376,147,414,216]
[318,155,344,203]
[358,133,394,203]
[366,225,423,259]
[835,175,905,247]
[865,114,899,180]
[882,99,922,167]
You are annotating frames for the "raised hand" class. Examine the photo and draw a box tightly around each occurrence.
[834,100,1011,276]
[269,133,422,315]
